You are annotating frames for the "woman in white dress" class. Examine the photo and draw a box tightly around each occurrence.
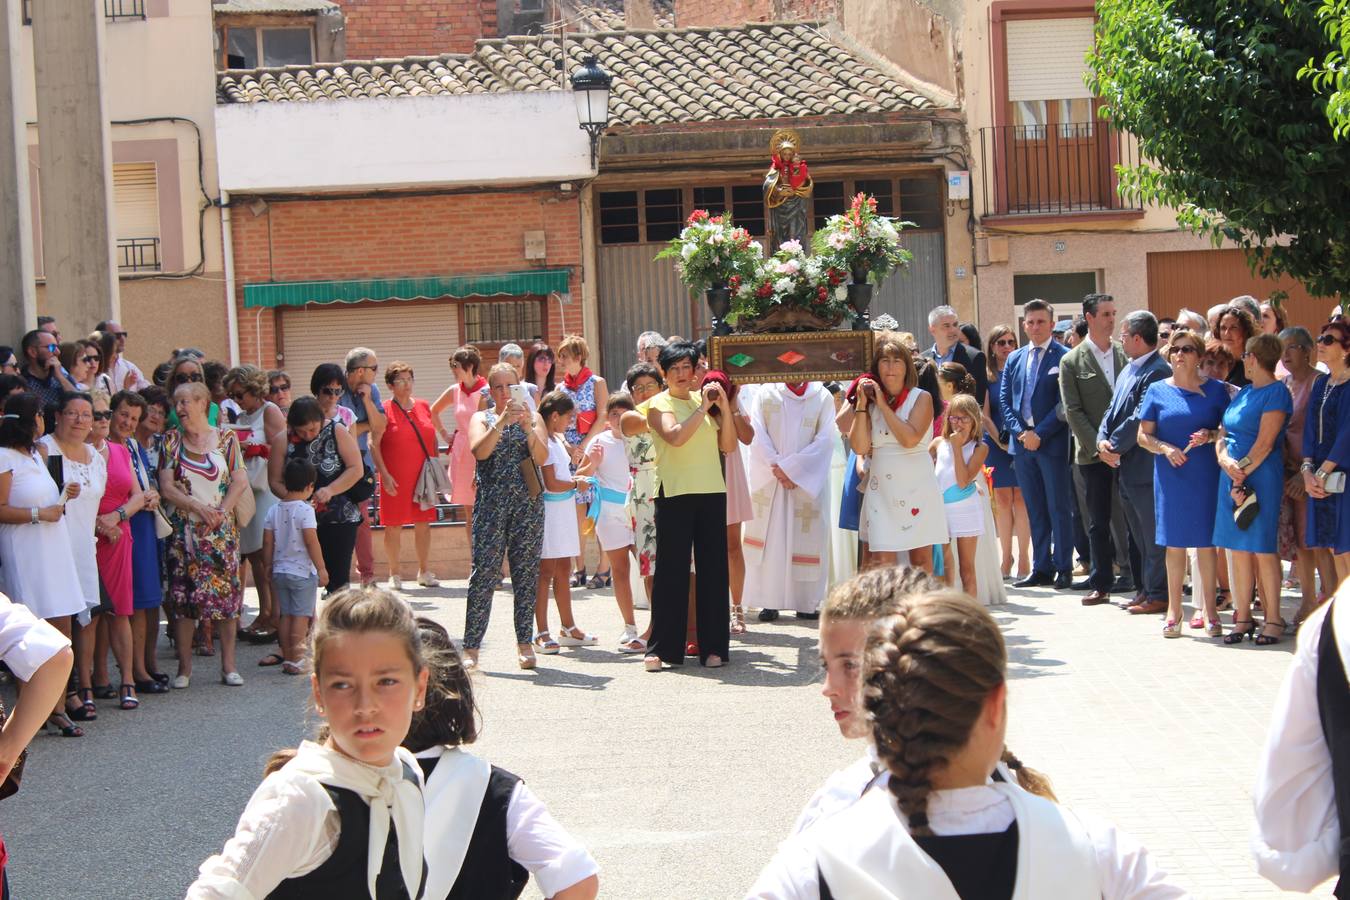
[0,392,84,732]
[38,392,107,721]
[534,389,595,654]
[932,394,989,599]
[849,334,947,574]
[750,588,1186,899]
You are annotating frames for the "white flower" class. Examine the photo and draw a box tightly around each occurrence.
[749,241,763,257]
[780,259,801,276]
[738,282,755,298]
[711,231,724,244]
[774,277,795,294]
[780,239,803,254]
[827,231,850,251]
[867,221,886,239]
[834,285,848,301]
[877,219,899,242]
[804,257,823,279]
[681,243,696,260]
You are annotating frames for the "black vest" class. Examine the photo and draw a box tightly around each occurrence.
[819,824,1019,900]
[266,785,422,900]
[417,757,529,900]
[1317,609,1350,900]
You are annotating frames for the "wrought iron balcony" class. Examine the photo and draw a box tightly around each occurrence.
[117,237,160,273]
[977,124,1142,218]
[23,0,146,24]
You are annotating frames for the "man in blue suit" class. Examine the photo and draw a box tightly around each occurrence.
[1097,310,1173,614]
[999,299,1075,588]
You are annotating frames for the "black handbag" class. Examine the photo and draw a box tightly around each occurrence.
[0,695,27,800]
[345,463,377,504]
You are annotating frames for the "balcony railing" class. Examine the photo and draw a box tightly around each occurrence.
[977,124,1142,218]
[22,0,145,24]
[117,237,160,273]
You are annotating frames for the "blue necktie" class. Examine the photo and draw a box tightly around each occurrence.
[1020,346,1041,423]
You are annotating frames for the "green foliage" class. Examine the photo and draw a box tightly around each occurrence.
[1089,0,1350,303]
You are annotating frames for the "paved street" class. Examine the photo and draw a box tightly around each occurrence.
[1,577,1333,899]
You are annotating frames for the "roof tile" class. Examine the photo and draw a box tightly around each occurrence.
[216,22,935,126]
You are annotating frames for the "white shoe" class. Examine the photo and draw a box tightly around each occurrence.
[417,572,439,588]
[221,671,244,687]
[618,626,647,654]
[171,674,190,689]
[387,575,402,591]
[557,626,598,647]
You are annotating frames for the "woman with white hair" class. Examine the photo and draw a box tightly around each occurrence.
[635,331,666,366]
[495,343,538,412]
[1176,308,1208,335]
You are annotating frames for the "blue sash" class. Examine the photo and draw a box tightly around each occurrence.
[542,489,576,503]
[942,482,977,504]
[585,481,628,525]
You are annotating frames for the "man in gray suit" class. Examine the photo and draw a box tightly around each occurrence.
[1098,311,1173,615]
[1060,294,1129,606]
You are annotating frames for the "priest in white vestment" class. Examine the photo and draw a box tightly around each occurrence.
[743,382,837,616]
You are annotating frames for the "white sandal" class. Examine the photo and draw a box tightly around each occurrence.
[618,626,647,654]
[533,632,560,655]
[557,625,598,647]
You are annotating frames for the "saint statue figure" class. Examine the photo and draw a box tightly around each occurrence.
[763,129,813,250]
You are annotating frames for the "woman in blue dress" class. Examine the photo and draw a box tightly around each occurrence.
[1214,334,1292,646]
[982,325,1030,578]
[1301,320,1350,585]
[1138,331,1231,638]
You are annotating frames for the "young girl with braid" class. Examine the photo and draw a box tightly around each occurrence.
[752,586,1184,899]
[789,567,1049,837]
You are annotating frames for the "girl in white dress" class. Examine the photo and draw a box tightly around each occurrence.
[576,393,645,653]
[751,587,1185,900]
[534,390,596,654]
[932,394,989,599]
[849,335,947,573]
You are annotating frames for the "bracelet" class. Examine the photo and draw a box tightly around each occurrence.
[1301,460,1315,473]
[117,506,128,522]
[1317,469,1330,482]
[29,507,38,525]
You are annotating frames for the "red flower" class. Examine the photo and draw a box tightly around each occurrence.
[688,209,710,224]
[729,275,742,289]
[756,282,774,298]
[710,215,724,225]
[816,286,828,301]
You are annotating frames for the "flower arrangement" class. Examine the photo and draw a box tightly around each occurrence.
[655,209,763,293]
[812,192,914,284]
[728,239,852,329]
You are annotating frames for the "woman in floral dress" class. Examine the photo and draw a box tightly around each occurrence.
[158,381,250,689]
[621,365,663,605]
[557,335,609,587]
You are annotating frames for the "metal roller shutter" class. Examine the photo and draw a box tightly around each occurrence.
[113,162,160,240]
[280,301,461,406]
[1006,18,1094,101]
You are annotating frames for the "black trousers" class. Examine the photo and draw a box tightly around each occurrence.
[650,490,730,665]
[1079,461,1118,592]
[316,521,360,593]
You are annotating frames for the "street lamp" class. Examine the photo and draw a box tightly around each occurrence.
[570,54,611,170]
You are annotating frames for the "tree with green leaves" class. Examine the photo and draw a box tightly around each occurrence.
[1305,0,1350,138]
[1089,0,1350,303]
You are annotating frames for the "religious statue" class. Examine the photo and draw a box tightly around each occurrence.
[763,129,813,250]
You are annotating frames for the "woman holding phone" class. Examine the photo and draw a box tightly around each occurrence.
[1302,320,1350,583]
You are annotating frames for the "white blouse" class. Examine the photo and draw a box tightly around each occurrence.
[0,593,70,679]
[790,753,881,836]
[749,783,1187,900]
[1250,590,1346,893]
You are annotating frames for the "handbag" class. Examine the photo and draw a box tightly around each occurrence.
[126,439,173,540]
[393,402,452,511]
[0,694,26,800]
[223,430,255,529]
[519,457,543,500]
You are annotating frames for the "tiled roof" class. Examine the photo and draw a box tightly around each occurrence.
[214,0,337,12]
[558,0,675,31]
[216,22,935,126]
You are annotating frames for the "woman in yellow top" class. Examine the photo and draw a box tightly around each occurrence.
[644,341,738,671]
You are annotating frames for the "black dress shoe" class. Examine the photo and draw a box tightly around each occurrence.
[1112,576,1135,593]
[796,611,820,620]
[758,608,779,622]
[1013,572,1054,588]
[1071,579,1093,591]
[1054,571,1073,589]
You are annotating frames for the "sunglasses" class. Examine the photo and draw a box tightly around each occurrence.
[92,410,112,421]
[44,343,58,352]
[80,355,100,365]
[113,332,128,339]
[173,372,204,384]
[995,338,1017,347]
[229,392,247,402]
[1171,345,1199,356]
[269,383,291,393]
[1158,331,1173,341]
[320,387,344,397]
[1317,334,1343,346]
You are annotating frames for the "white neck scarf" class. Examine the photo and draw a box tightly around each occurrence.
[285,740,425,899]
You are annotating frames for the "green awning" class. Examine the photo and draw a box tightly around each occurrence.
[243,269,571,309]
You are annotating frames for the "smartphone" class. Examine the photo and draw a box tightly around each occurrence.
[46,453,64,490]
[509,384,528,406]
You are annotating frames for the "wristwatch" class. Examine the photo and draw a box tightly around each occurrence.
[29,507,38,525]
[1237,455,1252,469]
[1301,460,1315,473]
[117,506,128,522]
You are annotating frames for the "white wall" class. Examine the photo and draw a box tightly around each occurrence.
[216,91,594,193]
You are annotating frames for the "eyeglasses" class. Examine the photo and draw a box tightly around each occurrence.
[92,411,111,421]
[1158,331,1173,341]
[113,332,128,339]
[391,377,413,386]
[353,364,378,373]
[229,392,247,402]
[947,415,972,424]
[172,372,204,384]
[269,382,291,394]
[80,355,99,366]
[320,387,344,397]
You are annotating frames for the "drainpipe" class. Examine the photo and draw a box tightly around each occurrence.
[220,191,240,366]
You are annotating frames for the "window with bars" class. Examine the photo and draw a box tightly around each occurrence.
[462,300,544,344]
[23,0,145,24]
[599,191,639,245]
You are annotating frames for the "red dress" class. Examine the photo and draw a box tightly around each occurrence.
[379,399,439,526]
[95,441,135,615]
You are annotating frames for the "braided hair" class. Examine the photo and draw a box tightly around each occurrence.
[864,590,1006,836]
[821,565,940,626]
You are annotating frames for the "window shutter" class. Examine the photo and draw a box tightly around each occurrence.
[112,163,160,241]
[1006,18,1094,102]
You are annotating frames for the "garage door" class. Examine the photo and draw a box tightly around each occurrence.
[1147,249,1335,331]
[280,301,461,405]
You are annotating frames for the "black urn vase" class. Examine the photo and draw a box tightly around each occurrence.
[706,284,733,336]
[848,264,874,332]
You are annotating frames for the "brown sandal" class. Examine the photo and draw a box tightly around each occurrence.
[730,605,747,635]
